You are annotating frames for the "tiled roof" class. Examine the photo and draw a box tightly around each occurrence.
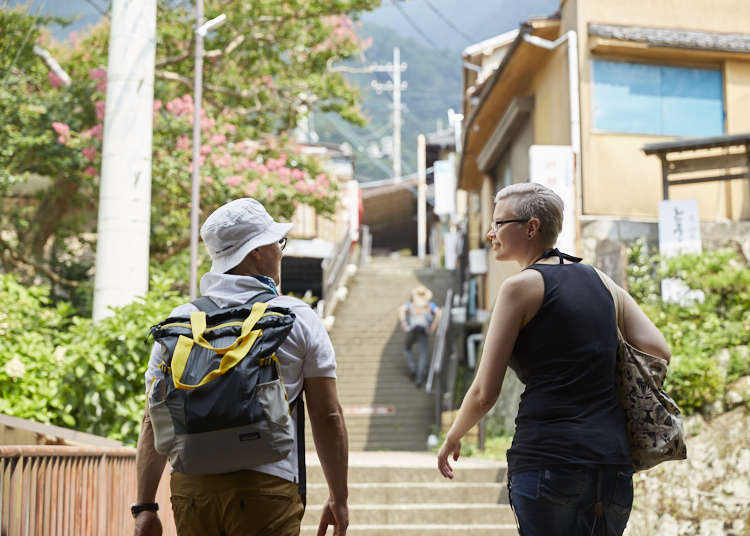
[589,23,750,54]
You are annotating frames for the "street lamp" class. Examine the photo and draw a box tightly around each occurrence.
[190,5,226,300]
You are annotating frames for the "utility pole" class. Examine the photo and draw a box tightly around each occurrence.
[328,48,407,181]
[92,0,156,321]
[367,47,407,182]
[417,133,426,259]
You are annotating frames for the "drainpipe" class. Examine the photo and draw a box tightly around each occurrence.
[523,31,583,250]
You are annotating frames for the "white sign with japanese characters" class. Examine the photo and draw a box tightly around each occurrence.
[529,145,576,254]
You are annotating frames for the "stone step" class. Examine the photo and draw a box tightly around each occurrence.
[305,464,507,485]
[301,503,516,526]
[301,524,519,536]
[305,482,508,505]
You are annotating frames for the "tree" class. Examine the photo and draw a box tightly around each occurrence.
[0,1,380,309]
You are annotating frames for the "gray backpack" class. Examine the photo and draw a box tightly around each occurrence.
[147,292,297,474]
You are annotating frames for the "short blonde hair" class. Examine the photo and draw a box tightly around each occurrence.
[494,183,564,247]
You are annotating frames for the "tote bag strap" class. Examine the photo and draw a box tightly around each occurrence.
[593,267,625,337]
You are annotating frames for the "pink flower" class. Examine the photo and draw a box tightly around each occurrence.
[88,124,103,140]
[200,116,215,130]
[265,186,274,198]
[261,74,274,86]
[238,158,252,170]
[204,176,214,184]
[209,133,226,146]
[244,180,259,196]
[48,72,64,88]
[89,67,107,81]
[176,136,190,151]
[212,153,233,168]
[166,98,184,116]
[266,158,282,171]
[81,146,96,162]
[153,100,162,112]
[52,122,70,137]
[95,101,106,121]
[224,123,236,135]
[277,167,291,185]
[291,169,305,180]
[83,167,97,176]
[225,175,243,187]
[294,181,311,193]
[200,144,212,156]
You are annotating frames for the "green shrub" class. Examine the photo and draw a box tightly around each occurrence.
[626,240,750,414]
[0,271,185,445]
[0,274,75,424]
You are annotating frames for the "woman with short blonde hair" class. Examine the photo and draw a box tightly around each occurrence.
[437,182,671,535]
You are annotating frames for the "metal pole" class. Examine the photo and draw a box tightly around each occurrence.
[393,47,402,182]
[417,133,426,259]
[190,0,204,301]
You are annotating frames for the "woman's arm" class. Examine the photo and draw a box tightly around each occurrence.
[437,271,543,478]
[619,287,671,363]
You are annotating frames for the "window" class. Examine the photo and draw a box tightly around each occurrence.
[592,60,724,136]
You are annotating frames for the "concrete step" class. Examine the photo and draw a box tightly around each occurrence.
[306,464,507,485]
[302,503,516,526]
[305,482,508,505]
[301,524,519,536]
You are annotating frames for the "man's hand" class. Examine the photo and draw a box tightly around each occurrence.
[134,511,162,536]
[317,498,349,536]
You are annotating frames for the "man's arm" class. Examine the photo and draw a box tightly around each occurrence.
[429,306,441,334]
[304,377,348,536]
[398,304,409,332]
[134,409,167,536]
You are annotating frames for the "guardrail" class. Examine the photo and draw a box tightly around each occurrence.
[425,288,453,430]
[320,224,354,318]
[0,445,175,536]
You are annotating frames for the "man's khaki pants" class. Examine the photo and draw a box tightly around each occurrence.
[170,469,304,536]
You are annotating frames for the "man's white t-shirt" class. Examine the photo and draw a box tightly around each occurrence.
[145,271,336,483]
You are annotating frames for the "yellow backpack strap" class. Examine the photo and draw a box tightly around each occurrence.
[171,301,267,390]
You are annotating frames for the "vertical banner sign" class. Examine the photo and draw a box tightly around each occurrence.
[529,146,576,254]
[659,199,703,304]
[433,158,456,217]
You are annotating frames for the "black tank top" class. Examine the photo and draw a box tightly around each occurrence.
[506,249,632,476]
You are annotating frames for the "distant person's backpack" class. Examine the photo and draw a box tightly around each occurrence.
[406,301,437,331]
[147,292,297,474]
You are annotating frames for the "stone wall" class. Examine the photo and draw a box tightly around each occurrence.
[581,218,750,285]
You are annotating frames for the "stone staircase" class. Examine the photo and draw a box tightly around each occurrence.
[307,255,455,451]
[299,256,516,535]
[301,451,517,536]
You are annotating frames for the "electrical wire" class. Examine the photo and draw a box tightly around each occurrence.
[422,0,474,44]
[391,0,439,49]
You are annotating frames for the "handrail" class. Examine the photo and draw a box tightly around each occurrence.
[425,289,453,431]
[321,223,354,317]
[0,445,176,535]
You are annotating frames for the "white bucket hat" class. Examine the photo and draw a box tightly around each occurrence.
[200,198,293,274]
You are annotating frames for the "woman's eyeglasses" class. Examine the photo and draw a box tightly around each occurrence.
[490,219,528,233]
[278,237,287,251]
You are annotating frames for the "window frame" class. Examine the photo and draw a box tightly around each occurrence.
[589,57,726,137]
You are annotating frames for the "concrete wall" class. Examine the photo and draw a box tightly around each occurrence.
[575,0,750,220]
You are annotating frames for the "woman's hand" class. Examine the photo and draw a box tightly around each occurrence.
[437,435,461,479]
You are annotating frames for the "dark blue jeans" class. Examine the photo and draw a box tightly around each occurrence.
[508,466,633,536]
[403,327,429,384]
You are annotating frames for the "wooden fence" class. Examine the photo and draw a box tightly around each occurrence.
[0,446,175,536]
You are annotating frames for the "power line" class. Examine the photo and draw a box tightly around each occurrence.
[422,0,474,44]
[391,1,439,49]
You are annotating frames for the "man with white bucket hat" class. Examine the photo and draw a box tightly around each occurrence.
[134,198,349,536]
